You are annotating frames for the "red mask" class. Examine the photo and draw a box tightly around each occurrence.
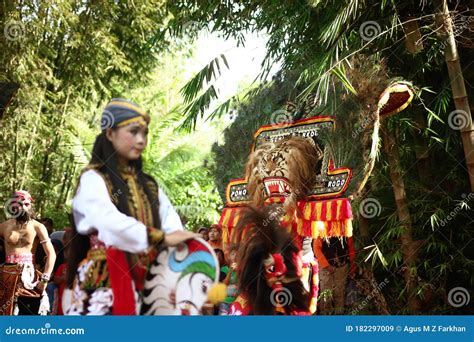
[264,253,288,290]
[13,190,33,207]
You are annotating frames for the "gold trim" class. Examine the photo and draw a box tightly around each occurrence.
[117,116,149,127]
[108,100,148,117]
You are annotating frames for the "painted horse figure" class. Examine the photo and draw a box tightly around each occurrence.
[141,238,219,315]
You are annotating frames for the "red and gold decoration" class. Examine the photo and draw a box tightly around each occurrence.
[218,80,414,315]
[229,207,312,315]
[219,197,353,247]
[378,81,414,118]
[219,115,354,247]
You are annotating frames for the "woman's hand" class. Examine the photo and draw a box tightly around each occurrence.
[164,230,200,247]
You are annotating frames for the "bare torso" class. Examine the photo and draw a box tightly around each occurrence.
[1,219,38,256]
[0,217,56,293]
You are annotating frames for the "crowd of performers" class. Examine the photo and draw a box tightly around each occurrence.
[0,99,357,316]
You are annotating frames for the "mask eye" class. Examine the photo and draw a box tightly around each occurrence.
[201,282,208,293]
[266,265,275,273]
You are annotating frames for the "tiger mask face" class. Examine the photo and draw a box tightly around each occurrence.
[245,136,322,214]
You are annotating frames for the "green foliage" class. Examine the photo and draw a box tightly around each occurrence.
[210,71,303,201]
[176,0,474,314]
[1,0,472,315]
[0,1,223,231]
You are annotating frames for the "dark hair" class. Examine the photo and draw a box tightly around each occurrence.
[209,226,220,233]
[51,239,65,273]
[234,206,310,315]
[66,214,90,287]
[214,248,225,260]
[67,130,161,286]
[13,207,36,225]
[40,218,54,227]
[89,131,161,227]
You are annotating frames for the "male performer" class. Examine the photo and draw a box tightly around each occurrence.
[0,190,56,315]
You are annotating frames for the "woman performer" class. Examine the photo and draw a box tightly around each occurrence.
[65,99,197,315]
[0,190,56,315]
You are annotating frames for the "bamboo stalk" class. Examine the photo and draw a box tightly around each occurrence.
[63,163,78,204]
[19,91,44,189]
[402,17,423,54]
[400,16,433,183]
[382,127,421,313]
[12,118,18,192]
[357,194,391,314]
[56,159,71,208]
[435,0,474,191]
[37,89,70,213]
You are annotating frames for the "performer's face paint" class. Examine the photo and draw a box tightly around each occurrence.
[106,122,148,163]
[11,191,34,223]
[263,253,287,290]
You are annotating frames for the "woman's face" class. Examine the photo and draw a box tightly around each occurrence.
[209,228,220,241]
[106,123,148,163]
